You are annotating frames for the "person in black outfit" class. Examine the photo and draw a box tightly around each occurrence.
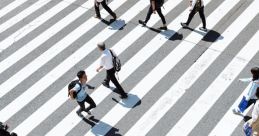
[139,0,167,30]
[96,42,128,99]
[94,0,117,20]
[181,0,207,31]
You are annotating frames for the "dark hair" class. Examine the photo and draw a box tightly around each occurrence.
[77,70,85,79]
[256,87,259,99]
[251,67,259,81]
[97,42,106,50]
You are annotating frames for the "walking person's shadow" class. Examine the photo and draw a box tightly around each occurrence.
[82,116,122,136]
[100,18,126,30]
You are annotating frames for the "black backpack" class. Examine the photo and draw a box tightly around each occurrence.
[68,80,82,99]
[109,49,121,72]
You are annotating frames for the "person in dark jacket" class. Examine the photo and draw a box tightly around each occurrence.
[139,0,167,30]
[181,0,207,31]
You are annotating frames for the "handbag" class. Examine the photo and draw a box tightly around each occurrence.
[238,96,249,113]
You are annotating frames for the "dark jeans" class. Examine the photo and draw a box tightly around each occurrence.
[104,68,127,97]
[95,0,115,17]
[145,6,166,25]
[186,6,206,28]
[77,95,96,113]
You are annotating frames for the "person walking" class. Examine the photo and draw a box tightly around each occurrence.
[96,42,128,99]
[94,0,117,20]
[138,0,167,30]
[180,0,207,31]
[69,70,96,117]
[233,67,259,115]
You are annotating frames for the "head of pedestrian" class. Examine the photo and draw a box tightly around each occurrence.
[77,70,87,84]
[97,42,106,51]
[251,67,259,81]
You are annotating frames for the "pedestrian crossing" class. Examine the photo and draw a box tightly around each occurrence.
[0,0,258,135]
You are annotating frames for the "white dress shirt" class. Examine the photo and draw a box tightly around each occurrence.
[100,49,115,70]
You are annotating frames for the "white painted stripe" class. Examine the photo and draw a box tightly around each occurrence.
[166,20,259,136]
[0,0,127,123]
[0,0,92,76]
[0,0,51,34]
[0,0,75,57]
[209,82,254,136]
[125,0,244,135]
[0,0,28,19]
[45,0,184,135]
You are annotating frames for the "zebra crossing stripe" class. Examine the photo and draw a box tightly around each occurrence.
[124,0,244,135]
[0,0,92,75]
[208,80,255,136]
[0,0,77,59]
[0,0,29,19]
[165,3,259,134]
[0,0,51,34]
[0,0,128,123]
[44,0,184,135]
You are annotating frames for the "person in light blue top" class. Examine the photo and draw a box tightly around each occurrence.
[69,70,96,117]
[233,67,259,115]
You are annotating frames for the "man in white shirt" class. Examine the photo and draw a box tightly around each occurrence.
[96,42,128,99]
[181,0,207,31]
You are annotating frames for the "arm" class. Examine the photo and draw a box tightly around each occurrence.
[96,66,103,72]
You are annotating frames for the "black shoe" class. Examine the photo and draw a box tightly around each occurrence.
[76,110,84,118]
[102,81,110,88]
[86,111,92,115]
[159,26,167,30]
[138,20,146,26]
[180,22,188,28]
[120,94,128,99]
[199,27,207,32]
[95,14,101,19]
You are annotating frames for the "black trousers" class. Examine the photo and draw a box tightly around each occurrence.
[95,0,115,17]
[104,68,127,97]
[186,6,206,28]
[77,95,96,113]
[145,6,166,25]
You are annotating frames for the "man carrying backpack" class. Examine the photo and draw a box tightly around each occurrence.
[96,42,128,99]
[181,0,207,31]
[138,0,167,30]
[68,71,96,117]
